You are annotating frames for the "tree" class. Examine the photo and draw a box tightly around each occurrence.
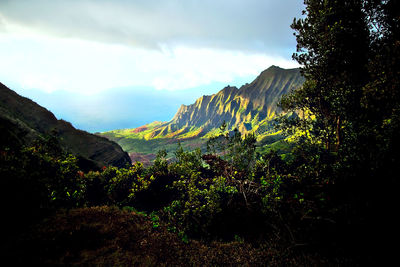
[206,126,257,179]
[280,1,400,261]
[282,0,370,151]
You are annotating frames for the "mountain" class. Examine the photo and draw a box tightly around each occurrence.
[100,66,304,163]
[0,82,131,169]
[164,65,303,135]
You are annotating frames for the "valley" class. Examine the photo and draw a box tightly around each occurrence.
[99,66,304,164]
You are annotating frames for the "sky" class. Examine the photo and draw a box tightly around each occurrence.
[0,0,304,133]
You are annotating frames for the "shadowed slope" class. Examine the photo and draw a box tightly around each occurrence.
[0,82,131,168]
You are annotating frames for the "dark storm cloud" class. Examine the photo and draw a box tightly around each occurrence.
[0,0,304,54]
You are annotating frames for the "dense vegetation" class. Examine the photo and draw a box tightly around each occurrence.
[1,0,399,265]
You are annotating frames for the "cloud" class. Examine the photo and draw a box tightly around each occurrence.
[0,0,304,53]
[0,33,298,94]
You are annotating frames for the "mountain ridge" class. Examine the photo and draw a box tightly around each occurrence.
[0,82,131,169]
[122,66,303,138]
[100,66,304,163]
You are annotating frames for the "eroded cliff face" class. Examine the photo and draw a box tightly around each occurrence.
[104,66,304,142]
[164,66,304,136]
[0,82,131,168]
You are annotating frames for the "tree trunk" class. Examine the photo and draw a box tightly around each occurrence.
[336,116,341,151]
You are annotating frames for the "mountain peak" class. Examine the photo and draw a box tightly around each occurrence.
[255,65,300,81]
[268,65,283,70]
[165,66,304,135]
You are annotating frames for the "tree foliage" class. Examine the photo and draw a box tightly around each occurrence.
[282,0,370,151]
[279,0,400,260]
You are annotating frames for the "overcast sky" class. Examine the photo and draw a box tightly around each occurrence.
[0,0,304,132]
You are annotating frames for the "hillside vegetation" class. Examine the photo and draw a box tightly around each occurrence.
[1,124,354,265]
[1,0,399,265]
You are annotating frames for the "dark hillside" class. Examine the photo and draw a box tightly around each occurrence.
[0,82,131,168]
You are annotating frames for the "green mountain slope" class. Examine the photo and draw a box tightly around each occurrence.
[100,66,304,162]
[170,66,303,134]
[0,82,131,168]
